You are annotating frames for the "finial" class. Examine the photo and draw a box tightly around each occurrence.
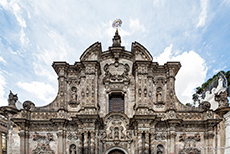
[112,19,122,47]
[112,19,122,30]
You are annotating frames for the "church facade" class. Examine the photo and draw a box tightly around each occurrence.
[1,30,230,154]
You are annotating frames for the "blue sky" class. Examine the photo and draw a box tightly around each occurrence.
[0,0,229,106]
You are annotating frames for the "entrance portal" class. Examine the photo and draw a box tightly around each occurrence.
[108,149,125,154]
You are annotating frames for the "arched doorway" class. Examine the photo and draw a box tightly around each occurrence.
[108,149,125,154]
[105,147,128,154]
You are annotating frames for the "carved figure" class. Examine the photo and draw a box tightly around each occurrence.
[70,86,78,103]
[156,87,162,102]
[8,91,18,106]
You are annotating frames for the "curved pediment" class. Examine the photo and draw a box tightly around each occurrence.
[131,41,153,61]
[80,42,102,61]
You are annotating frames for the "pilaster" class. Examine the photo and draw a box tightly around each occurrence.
[90,131,95,154]
[144,132,150,154]
[137,131,143,154]
[57,131,65,154]
[19,130,29,154]
[83,131,89,154]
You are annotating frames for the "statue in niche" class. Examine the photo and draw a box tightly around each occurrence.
[156,87,162,102]
[71,87,77,102]
[69,144,76,154]
[69,86,79,107]
[156,144,164,154]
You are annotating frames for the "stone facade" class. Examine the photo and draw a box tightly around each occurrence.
[0,30,230,154]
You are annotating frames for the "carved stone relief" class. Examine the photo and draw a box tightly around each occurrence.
[101,113,132,146]
[179,133,201,154]
[103,60,130,84]
[32,132,55,154]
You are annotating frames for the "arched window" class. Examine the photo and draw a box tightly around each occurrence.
[109,93,124,113]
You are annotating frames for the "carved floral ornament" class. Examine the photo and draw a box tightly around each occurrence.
[103,60,130,84]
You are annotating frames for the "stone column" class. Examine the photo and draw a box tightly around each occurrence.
[83,131,89,154]
[19,130,29,154]
[90,131,95,154]
[224,111,230,154]
[57,131,64,154]
[137,132,143,154]
[144,132,149,154]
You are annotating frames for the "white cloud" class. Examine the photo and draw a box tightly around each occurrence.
[0,72,7,106]
[20,28,30,45]
[17,81,56,105]
[196,0,208,28]
[154,45,208,104]
[153,0,165,7]
[129,19,146,32]
[212,66,226,74]
[0,56,6,65]
[1,0,27,28]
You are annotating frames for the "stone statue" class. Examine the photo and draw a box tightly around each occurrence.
[8,91,18,107]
